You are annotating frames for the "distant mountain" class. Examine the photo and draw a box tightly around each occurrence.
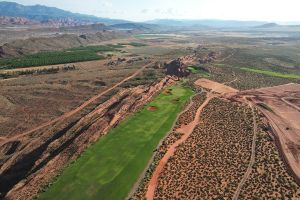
[0,1,129,25]
[255,23,279,28]
[146,19,268,28]
[110,23,161,31]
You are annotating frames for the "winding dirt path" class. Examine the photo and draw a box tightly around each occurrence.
[281,97,300,112]
[145,92,214,200]
[0,62,152,145]
[232,99,257,200]
[127,92,199,199]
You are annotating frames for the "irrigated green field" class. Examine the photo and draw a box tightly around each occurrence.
[0,45,121,69]
[38,85,193,200]
[241,67,300,79]
[188,66,210,77]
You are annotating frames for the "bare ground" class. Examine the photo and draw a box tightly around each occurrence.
[236,83,300,182]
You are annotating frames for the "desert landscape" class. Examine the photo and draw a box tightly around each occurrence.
[0,1,300,200]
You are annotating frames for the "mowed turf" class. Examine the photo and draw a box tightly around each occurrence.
[241,67,300,79]
[38,85,193,200]
[187,66,210,77]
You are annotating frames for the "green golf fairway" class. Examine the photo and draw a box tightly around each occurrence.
[38,85,193,200]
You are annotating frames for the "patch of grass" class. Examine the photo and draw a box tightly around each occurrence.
[118,42,147,47]
[241,67,300,79]
[127,42,147,47]
[188,66,210,77]
[0,45,120,69]
[38,85,194,200]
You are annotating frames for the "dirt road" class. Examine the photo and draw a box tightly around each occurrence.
[146,92,214,200]
[239,83,300,181]
[0,62,153,145]
[232,99,257,200]
[281,97,300,111]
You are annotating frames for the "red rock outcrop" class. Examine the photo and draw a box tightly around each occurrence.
[0,76,175,200]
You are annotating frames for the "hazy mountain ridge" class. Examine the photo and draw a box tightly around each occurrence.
[146,19,269,28]
[110,22,161,31]
[0,1,128,25]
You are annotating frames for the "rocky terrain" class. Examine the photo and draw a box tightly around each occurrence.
[0,30,126,58]
[1,15,300,199]
[0,16,37,26]
[0,76,175,200]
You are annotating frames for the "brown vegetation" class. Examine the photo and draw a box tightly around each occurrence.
[239,128,300,199]
[153,98,254,199]
[236,83,300,181]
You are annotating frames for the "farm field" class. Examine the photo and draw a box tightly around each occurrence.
[37,85,193,200]
[0,45,121,69]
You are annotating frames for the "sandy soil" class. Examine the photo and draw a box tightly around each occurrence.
[194,78,238,94]
[238,83,300,181]
[147,106,157,111]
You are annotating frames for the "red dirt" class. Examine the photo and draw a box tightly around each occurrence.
[146,93,214,200]
[194,78,238,94]
[145,79,238,199]
[147,106,157,111]
[0,62,153,146]
[236,83,300,182]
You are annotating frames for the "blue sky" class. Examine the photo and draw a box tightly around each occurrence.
[5,0,300,22]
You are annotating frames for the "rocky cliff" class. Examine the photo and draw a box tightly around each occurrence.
[0,77,175,200]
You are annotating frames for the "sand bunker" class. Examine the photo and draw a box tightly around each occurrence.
[147,106,158,111]
[163,89,172,95]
